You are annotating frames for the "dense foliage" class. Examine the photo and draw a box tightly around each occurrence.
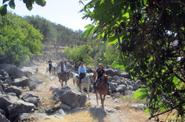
[0,13,43,65]
[0,0,46,15]
[25,16,87,45]
[64,40,124,71]
[81,0,185,119]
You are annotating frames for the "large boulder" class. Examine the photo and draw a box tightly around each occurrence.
[0,64,25,79]
[0,94,18,111]
[52,86,87,108]
[21,93,40,107]
[0,113,10,122]
[21,66,38,77]
[4,86,22,97]
[7,100,35,121]
[28,76,43,90]
[12,76,29,88]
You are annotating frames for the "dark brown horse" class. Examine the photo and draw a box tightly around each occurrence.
[95,75,109,110]
[57,71,72,87]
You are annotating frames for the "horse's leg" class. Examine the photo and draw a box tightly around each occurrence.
[73,78,75,85]
[102,94,106,110]
[61,80,63,87]
[79,83,81,92]
[95,92,99,106]
[100,94,104,109]
[87,84,90,99]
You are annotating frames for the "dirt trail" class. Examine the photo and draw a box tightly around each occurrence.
[30,62,153,122]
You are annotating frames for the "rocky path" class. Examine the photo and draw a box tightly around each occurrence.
[26,62,154,122]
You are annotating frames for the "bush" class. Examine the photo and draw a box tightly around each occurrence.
[133,87,148,100]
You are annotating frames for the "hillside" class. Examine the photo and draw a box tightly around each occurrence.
[25,16,87,46]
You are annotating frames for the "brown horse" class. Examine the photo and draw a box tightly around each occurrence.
[57,71,72,87]
[95,75,109,110]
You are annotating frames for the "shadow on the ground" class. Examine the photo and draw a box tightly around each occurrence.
[89,107,107,122]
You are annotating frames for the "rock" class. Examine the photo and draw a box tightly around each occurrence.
[19,113,47,122]
[0,94,18,111]
[0,113,10,122]
[28,76,43,90]
[127,85,133,90]
[52,86,87,108]
[7,100,35,121]
[0,64,25,79]
[0,83,5,94]
[116,84,127,93]
[7,93,17,97]
[109,82,118,93]
[21,93,40,107]
[112,75,121,81]
[130,103,146,111]
[0,108,6,115]
[104,68,120,76]
[120,72,130,78]
[56,109,66,116]
[12,76,29,87]
[23,71,32,78]
[61,104,71,111]
[4,86,22,97]
[105,107,116,113]
[21,66,37,76]
[0,70,9,81]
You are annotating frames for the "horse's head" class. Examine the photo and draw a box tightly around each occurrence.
[103,74,109,82]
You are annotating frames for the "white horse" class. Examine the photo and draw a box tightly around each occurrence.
[81,73,94,98]
[71,72,79,86]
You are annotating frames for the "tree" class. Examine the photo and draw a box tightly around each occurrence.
[0,0,46,15]
[25,15,87,45]
[0,13,43,65]
[81,0,185,119]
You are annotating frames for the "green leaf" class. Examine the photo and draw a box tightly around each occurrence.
[0,5,7,15]
[35,0,46,6]
[82,24,96,38]
[9,0,15,9]
[26,3,32,10]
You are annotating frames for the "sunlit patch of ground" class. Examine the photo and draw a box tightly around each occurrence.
[36,111,99,122]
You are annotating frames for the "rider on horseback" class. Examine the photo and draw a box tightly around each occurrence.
[78,62,87,90]
[94,63,106,90]
[48,60,52,74]
[60,60,67,73]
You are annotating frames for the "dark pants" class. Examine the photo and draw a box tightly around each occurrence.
[79,73,86,84]
[49,66,52,73]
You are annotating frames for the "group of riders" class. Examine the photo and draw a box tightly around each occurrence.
[48,60,107,91]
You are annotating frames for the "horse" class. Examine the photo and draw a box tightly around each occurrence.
[95,75,109,110]
[57,71,72,87]
[46,62,57,75]
[80,73,94,98]
[71,72,79,86]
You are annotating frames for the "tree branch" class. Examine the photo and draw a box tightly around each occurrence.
[148,103,183,119]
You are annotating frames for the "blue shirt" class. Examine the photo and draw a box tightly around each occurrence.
[78,66,87,74]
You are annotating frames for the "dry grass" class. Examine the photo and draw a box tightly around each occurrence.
[37,111,97,122]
